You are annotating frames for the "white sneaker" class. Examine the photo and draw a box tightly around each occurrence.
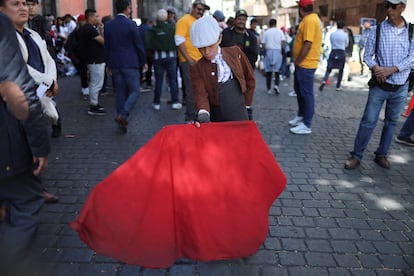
[290,122,311,134]
[152,104,161,111]
[81,88,89,96]
[336,87,344,91]
[288,91,297,97]
[273,85,280,94]
[267,89,273,94]
[288,116,303,126]
[171,102,182,110]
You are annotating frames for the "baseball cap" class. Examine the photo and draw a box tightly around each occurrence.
[166,7,177,14]
[213,10,225,21]
[297,0,314,7]
[26,0,39,3]
[193,0,210,11]
[386,0,407,4]
[77,14,86,22]
[191,16,221,48]
[235,9,248,18]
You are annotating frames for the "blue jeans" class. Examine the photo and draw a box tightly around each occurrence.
[398,109,414,138]
[153,57,179,104]
[111,68,140,119]
[294,66,316,127]
[351,83,408,160]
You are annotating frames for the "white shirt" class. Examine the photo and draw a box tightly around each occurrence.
[211,47,232,83]
[262,27,285,50]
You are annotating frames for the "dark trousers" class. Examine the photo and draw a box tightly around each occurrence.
[0,171,44,273]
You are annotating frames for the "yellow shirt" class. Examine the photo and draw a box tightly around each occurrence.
[293,13,322,69]
[175,14,202,62]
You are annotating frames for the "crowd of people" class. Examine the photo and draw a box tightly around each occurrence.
[0,0,413,273]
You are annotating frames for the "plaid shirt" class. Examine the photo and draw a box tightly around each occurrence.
[364,18,414,85]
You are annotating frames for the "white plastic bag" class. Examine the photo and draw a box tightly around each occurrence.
[39,95,59,124]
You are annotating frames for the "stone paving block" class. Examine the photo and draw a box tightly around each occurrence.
[197,263,232,276]
[349,269,377,276]
[305,252,337,267]
[245,250,277,265]
[306,240,333,253]
[305,228,330,239]
[269,226,306,238]
[281,207,304,216]
[280,238,307,251]
[319,208,347,218]
[56,236,87,248]
[313,217,339,228]
[116,265,141,276]
[264,237,282,250]
[327,267,352,276]
[378,255,410,269]
[302,199,331,208]
[344,209,368,219]
[359,230,385,241]
[399,242,414,255]
[367,220,389,231]
[328,228,360,240]
[261,266,289,276]
[291,217,315,227]
[276,216,293,226]
[358,254,383,268]
[47,263,81,276]
[333,254,361,268]
[287,266,329,276]
[330,240,358,254]
[302,207,320,217]
[335,218,371,229]
[277,252,306,266]
[59,248,95,263]
[168,265,195,276]
[374,241,404,255]
[142,268,168,276]
[79,263,118,275]
[280,198,303,207]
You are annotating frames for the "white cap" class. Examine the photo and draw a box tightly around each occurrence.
[190,16,221,48]
[156,9,168,21]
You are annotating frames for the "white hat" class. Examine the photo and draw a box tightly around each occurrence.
[190,16,221,48]
[386,0,406,4]
[156,9,168,21]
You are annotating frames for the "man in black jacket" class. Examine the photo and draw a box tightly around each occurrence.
[0,12,50,274]
[221,9,258,69]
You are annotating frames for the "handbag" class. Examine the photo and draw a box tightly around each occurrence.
[39,95,59,124]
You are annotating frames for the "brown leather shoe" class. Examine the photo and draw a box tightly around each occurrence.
[44,191,59,203]
[374,155,390,169]
[115,116,128,133]
[344,156,360,169]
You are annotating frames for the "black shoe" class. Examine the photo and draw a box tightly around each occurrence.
[395,136,414,147]
[319,82,325,92]
[88,105,106,116]
[51,124,61,137]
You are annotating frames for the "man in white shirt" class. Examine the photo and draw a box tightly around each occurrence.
[319,20,348,91]
[261,18,285,94]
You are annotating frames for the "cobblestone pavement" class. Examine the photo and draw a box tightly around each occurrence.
[30,69,413,276]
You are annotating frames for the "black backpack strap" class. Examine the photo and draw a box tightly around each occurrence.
[375,22,381,66]
[409,23,413,43]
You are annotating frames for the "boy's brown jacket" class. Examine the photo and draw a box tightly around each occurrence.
[190,46,255,111]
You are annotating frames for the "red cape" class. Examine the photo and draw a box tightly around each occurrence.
[70,121,286,268]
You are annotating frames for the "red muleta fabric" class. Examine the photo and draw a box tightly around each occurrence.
[70,121,286,268]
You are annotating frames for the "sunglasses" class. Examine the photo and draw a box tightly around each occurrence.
[384,2,400,9]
